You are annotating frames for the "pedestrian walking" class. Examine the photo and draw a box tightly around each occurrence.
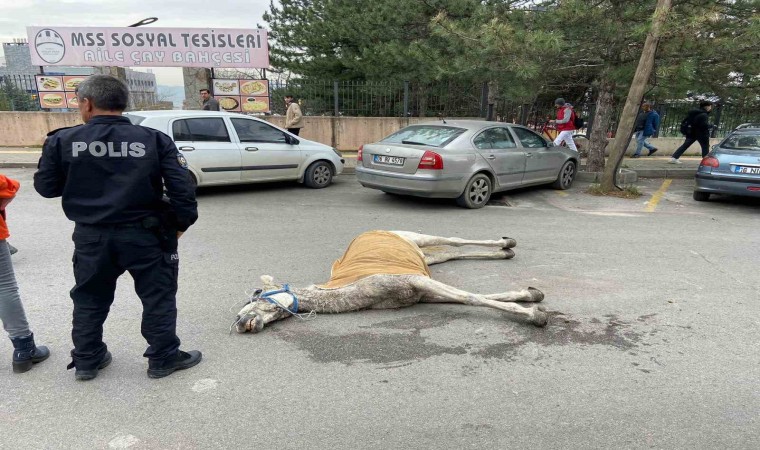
[670,101,713,164]
[200,89,220,111]
[1,173,50,373]
[34,75,201,381]
[284,95,304,136]
[632,103,660,158]
[550,98,578,151]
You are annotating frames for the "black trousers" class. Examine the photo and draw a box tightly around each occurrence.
[287,128,301,136]
[672,134,710,159]
[70,222,180,370]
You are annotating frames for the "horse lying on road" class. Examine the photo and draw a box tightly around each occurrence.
[234,230,548,334]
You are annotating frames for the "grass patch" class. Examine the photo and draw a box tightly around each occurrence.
[587,184,643,199]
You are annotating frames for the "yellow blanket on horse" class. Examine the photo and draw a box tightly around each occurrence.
[318,231,432,289]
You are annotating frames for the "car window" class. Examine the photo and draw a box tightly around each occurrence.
[172,118,230,142]
[722,133,760,151]
[512,127,548,148]
[474,128,517,150]
[381,125,465,148]
[231,118,288,143]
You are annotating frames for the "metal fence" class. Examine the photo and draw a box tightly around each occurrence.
[3,73,759,138]
[267,79,484,118]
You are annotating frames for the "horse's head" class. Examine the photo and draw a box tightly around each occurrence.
[234,275,291,333]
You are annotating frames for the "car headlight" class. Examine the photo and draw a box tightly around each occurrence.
[332,147,342,157]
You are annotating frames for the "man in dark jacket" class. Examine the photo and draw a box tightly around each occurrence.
[670,101,713,163]
[632,103,660,158]
[34,75,202,381]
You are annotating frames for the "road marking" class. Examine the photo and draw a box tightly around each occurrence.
[192,378,220,392]
[108,434,140,448]
[555,191,569,197]
[645,179,672,212]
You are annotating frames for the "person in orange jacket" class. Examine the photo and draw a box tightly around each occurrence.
[0,173,50,373]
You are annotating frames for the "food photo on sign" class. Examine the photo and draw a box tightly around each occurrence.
[40,92,66,108]
[241,96,270,113]
[213,79,240,96]
[63,76,86,91]
[218,97,241,112]
[36,75,63,91]
[240,80,268,96]
[65,92,79,108]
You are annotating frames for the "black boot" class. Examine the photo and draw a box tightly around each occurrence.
[71,351,112,381]
[147,350,202,379]
[11,333,50,373]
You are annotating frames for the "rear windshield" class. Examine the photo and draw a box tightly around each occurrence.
[124,114,146,125]
[722,133,760,151]
[381,125,465,148]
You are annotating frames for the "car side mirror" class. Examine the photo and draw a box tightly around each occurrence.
[286,134,300,145]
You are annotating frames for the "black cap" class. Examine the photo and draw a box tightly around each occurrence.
[555,98,566,106]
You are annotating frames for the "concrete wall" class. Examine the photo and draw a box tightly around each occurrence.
[0,111,715,155]
[0,112,83,146]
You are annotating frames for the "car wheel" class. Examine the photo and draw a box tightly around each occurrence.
[693,191,710,202]
[304,161,333,188]
[552,160,576,190]
[456,173,492,209]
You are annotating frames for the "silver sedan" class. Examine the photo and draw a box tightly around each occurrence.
[694,124,760,201]
[355,120,580,208]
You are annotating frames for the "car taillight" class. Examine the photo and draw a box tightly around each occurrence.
[700,156,719,168]
[418,150,444,170]
[357,145,363,162]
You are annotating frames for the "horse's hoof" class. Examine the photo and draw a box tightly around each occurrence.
[531,307,549,327]
[501,237,517,249]
[503,248,515,259]
[528,287,544,302]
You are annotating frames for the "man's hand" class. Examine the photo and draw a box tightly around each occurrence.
[177,231,184,239]
[0,197,13,211]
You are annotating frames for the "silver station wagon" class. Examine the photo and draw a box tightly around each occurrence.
[124,111,344,189]
[355,120,579,208]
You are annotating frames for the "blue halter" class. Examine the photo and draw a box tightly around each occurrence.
[260,284,299,314]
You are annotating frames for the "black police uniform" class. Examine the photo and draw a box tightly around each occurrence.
[33,115,198,371]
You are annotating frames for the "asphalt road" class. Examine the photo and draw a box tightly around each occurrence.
[1,169,758,449]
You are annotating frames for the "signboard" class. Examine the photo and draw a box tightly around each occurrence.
[35,74,88,109]
[27,27,269,68]
[212,79,270,113]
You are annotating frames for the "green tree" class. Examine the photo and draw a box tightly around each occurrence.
[0,78,38,111]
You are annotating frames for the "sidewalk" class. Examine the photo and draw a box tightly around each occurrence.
[0,147,702,179]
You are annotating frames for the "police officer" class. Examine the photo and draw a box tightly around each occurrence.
[34,75,201,381]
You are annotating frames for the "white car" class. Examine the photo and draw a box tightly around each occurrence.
[124,110,344,189]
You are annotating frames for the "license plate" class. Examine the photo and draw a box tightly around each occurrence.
[374,155,405,166]
[734,166,760,174]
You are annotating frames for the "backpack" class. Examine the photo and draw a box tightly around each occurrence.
[679,116,692,136]
[572,111,584,129]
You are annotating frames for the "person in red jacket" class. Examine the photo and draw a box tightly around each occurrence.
[550,98,578,152]
[0,173,50,373]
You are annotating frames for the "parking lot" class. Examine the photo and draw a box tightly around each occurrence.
[1,168,759,449]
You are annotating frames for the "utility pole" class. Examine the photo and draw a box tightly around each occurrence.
[601,0,672,191]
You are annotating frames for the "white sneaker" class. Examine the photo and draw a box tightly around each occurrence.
[668,158,682,164]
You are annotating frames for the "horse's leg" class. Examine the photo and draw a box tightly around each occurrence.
[391,231,516,249]
[423,246,515,266]
[412,277,547,327]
